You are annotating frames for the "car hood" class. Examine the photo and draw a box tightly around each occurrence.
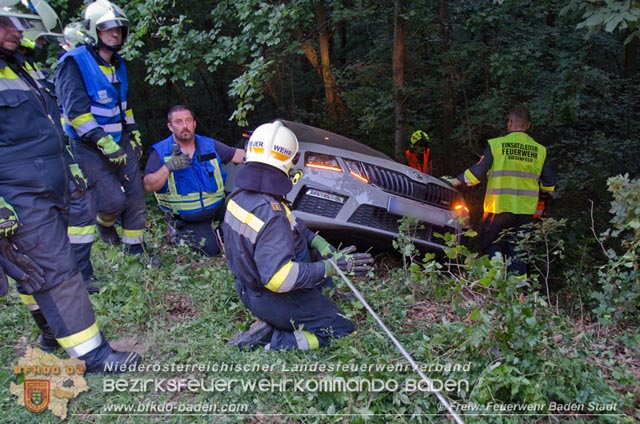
[281,120,452,189]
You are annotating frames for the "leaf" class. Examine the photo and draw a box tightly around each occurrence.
[605,14,624,32]
[469,308,481,321]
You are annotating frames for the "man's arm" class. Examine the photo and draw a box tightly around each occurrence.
[455,146,493,187]
[231,148,245,164]
[254,213,326,293]
[539,157,557,193]
[143,150,169,192]
[54,59,106,143]
[215,140,245,165]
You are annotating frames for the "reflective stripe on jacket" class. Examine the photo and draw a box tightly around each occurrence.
[405,149,430,174]
[222,190,325,293]
[484,132,547,215]
[59,46,129,142]
[152,135,227,215]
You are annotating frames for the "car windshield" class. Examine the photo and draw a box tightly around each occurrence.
[283,120,391,160]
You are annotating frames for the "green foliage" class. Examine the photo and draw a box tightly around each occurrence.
[391,218,633,422]
[590,174,640,326]
[562,0,640,42]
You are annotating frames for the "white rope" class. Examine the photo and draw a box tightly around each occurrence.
[331,261,465,424]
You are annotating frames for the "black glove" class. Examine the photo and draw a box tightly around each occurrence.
[0,196,19,238]
[129,130,144,160]
[165,144,192,172]
[0,240,45,294]
[68,163,88,199]
[324,245,374,277]
[96,135,128,167]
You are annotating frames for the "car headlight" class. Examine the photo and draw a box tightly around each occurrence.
[305,153,342,172]
[344,160,369,183]
[305,152,371,184]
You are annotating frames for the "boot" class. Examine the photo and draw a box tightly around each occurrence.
[29,309,60,353]
[85,275,102,295]
[97,224,121,245]
[37,332,60,353]
[123,243,161,268]
[228,320,274,349]
[80,339,142,374]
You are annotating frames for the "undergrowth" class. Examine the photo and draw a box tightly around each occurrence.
[0,180,638,423]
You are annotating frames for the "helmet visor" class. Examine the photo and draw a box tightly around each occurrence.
[96,19,128,32]
[0,15,45,32]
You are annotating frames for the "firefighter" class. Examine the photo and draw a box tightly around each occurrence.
[18,17,100,294]
[60,21,90,52]
[452,106,556,276]
[223,121,374,350]
[55,0,156,264]
[0,2,140,372]
[406,129,431,174]
[143,105,245,256]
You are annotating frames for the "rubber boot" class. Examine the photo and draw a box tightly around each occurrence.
[123,243,161,268]
[228,320,274,350]
[97,223,121,245]
[29,309,60,353]
[80,338,142,374]
[84,275,102,294]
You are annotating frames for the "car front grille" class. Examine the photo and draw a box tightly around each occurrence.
[293,189,343,218]
[347,204,455,243]
[361,163,456,208]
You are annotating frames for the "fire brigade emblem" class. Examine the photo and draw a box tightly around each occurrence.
[24,379,50,413]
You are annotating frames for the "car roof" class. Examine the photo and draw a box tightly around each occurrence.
[281,120,392,160]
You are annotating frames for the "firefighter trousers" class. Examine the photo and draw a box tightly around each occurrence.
[71,136,146,247]
[237,281,354,350]
[68,188,96,280]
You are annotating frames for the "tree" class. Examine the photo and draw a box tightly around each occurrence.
[393,0,407,161]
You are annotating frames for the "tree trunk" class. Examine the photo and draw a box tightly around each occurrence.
[315,2,349,129]
[393,0,407,162]
[439,0,455,173]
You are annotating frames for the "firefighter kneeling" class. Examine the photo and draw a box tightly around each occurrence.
[223,121,374,350]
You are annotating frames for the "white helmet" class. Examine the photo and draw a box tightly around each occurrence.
[83,0,128,48]
[0,0,46,33]
[61,21,90,51]
[18,0,63,47]
[246,120,299,176]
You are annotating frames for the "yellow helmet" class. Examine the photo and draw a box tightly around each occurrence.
[410,129,430,147]
[246,121,299,176]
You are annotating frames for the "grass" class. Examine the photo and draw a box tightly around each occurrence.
[0,204,638,423]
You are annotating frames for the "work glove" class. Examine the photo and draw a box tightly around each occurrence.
[0,197,19,238]
[0,239,45,294]
[440,176,458,187]
[96,135,128,167]
[310,234,336,258]
[165,144,192,172]
[323,245,374,278]
[68,163,88,199]
[129,130,144,160]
